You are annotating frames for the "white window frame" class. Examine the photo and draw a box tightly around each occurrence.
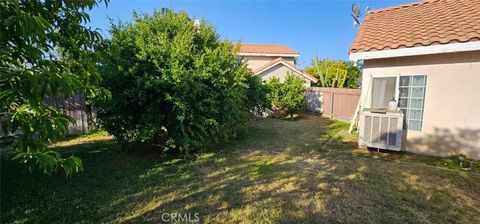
[370,74,427,132]
[370,75,398,108]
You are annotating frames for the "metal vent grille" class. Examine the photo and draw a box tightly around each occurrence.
[359,111,403,151]
[380,117,389,144]
[372,117,380,143]
[364,116,372,142]
[388,118,398,146]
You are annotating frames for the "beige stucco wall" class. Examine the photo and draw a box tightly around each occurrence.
[241,56,295,71]
[257,63,311,87]
[360,51,480,159]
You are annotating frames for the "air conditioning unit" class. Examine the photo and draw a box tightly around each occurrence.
[358,110,404,151]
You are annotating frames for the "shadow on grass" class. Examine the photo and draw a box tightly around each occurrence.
[1,114,480,223]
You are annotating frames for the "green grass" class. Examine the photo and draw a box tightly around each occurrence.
[1,114,479,223]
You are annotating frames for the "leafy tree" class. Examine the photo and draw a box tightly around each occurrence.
[265,77,283,112]
[244,74,270,116]
[0,0,108,175]
[95,10,261,152]
[266,72,306,117]
[343,60,362,88]
[306,53,361,88]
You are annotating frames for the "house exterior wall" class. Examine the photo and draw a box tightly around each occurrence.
[257,63,311,87]
[241,56,295,71]
[360,50,480,159]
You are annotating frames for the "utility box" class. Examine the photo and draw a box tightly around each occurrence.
[359,110,404,151]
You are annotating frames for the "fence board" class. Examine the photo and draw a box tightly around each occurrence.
[45,94,89,134]
[306,87,361,121]
[1,95,89,142]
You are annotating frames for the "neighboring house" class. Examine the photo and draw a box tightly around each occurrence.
[350,0,480,159]
[238,43,317,86]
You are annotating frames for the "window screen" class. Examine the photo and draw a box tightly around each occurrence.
[399,75,426,131]
[371,77,396,108]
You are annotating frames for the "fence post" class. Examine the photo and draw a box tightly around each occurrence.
[330,91,334,119]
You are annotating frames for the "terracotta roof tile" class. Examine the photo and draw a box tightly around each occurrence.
[350,0,480,53]
[238,43,300,56]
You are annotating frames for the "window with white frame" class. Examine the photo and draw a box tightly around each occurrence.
[398,75,427,131]
[371,77,397,108]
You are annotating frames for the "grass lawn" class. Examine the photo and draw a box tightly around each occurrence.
[1,114,479,223]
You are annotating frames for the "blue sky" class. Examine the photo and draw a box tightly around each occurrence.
[89,0,415,68]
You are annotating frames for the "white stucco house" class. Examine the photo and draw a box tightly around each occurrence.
[237,43,317,86]
[350,0,480,159]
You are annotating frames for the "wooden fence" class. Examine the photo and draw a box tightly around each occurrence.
[1,95,90,142]
[306,87,361,121]
[45,94,90,134]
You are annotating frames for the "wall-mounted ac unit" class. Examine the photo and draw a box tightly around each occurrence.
[359,110,404,151]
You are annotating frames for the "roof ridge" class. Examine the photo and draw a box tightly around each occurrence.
[252,57,285,73]
[369,0,441,14]
[253,57,318,82]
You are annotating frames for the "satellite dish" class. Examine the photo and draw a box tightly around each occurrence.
[352,3,361,18]
[351,3,371,29]
[351,14,360,28]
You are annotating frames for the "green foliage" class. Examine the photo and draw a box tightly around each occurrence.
[244,75,271,116]
[0,0,108,176]
[95,9,262,152]
[266,73,306,117]
[265,77,283,111]
[307,53,361,88]
[343,60,363,88]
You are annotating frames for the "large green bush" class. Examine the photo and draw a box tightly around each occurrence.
[266,73,306,117]
[244,74,271,116]
[95,9,266,152]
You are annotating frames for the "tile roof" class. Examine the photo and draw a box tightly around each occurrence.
[238,43,300,56]
[350,0,480,53]
[253,57,318,83]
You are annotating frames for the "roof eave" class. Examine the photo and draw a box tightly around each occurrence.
[254,61,318,83]
[349,41,480,61]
